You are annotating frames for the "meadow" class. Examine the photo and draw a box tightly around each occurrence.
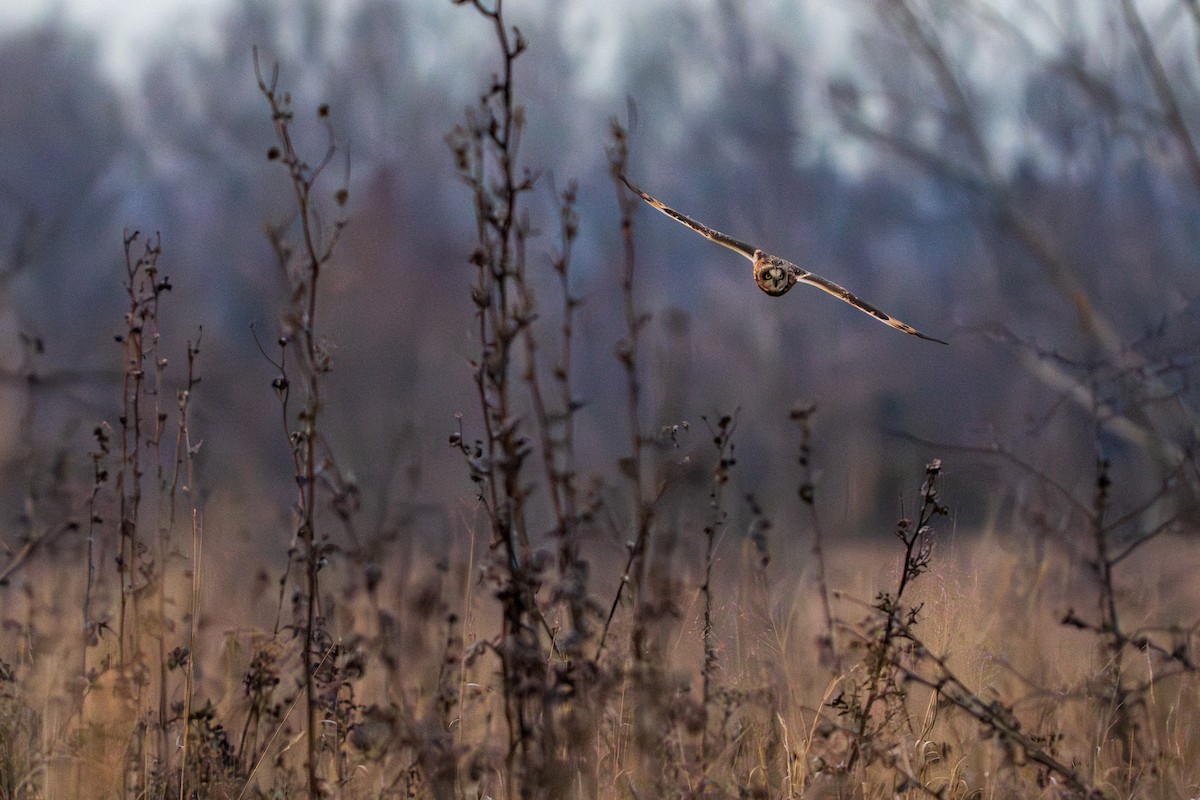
[1,1,1199,798]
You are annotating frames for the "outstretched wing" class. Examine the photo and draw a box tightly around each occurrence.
[797,269,948,344]
[620,175,758,262]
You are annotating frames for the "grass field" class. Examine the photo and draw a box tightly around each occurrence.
[1,2,1198,798]
[3,467,1198,798]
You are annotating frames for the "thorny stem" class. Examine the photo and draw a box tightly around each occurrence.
[84,422,110,645]
[1092,455,1119,644]
[448,2,551,795]
[179,509,202,800]
[255,48,348,798]
[700,412,737,762]
[170,332,201,796]
[845,459,945,772]
[1085,442,1139,767]
[895,624,1095,796]
[117,230,164,669]
[115,231,173,799]
[107,229,203,794]
[520,180,591,655]
[791,404,836,662]
[608,119,657,665]
[168,333,202,519]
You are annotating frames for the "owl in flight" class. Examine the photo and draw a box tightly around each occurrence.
[621,176,947,344]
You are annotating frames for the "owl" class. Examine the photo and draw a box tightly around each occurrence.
[622,175,947,344]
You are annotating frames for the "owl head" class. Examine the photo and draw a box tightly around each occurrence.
[752,251,796,296]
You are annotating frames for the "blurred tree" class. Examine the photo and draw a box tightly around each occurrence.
[833,0,1200,521]
[135,0,337,330]
[0,24,129,346]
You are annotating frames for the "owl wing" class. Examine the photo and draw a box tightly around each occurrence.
[797,269,948,344]
[621,175,758,262]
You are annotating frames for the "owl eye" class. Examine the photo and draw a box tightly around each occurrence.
[755,264,792,296]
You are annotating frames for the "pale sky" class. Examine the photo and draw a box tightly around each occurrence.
[1,0,857,85]
[0,0,231,84]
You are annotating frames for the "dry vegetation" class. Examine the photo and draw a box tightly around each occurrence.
[1,1,1199,799]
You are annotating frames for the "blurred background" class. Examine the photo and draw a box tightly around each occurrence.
[0,0,1197,556]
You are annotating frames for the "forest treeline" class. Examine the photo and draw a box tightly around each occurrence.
[0,0,1196,538]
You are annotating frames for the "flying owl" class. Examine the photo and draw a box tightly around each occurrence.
[622,175,947,344]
